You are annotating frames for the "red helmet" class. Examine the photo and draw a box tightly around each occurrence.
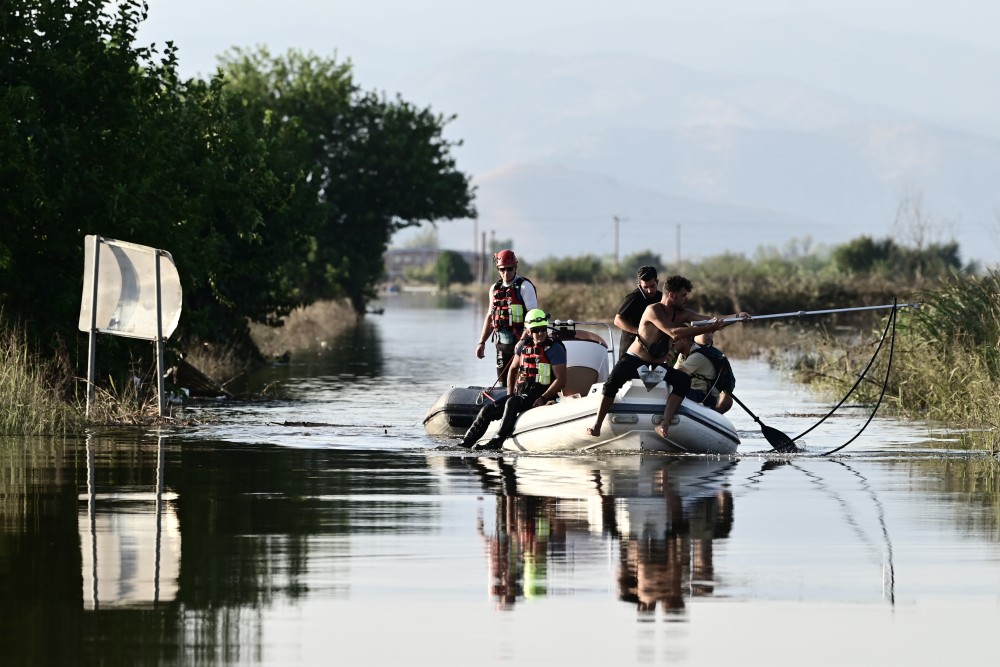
[494,249,518,267]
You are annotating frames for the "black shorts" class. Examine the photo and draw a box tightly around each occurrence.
[601,354,691,398]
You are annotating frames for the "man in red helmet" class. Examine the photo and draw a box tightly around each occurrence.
[475,249,538,382]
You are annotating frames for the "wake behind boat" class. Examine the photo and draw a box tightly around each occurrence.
[423,320,740,455]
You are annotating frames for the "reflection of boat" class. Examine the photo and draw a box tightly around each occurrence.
[433,454,737,614]
[424,321,740,454]
[464,454,736,503]
[423,321,614,435]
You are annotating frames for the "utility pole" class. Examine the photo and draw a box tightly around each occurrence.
[488,230,495,281]
[613,216,620,268]
[676,224,681,268]
[473,218,480,284]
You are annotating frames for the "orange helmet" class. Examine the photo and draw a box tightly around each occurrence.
[494,249,518,267]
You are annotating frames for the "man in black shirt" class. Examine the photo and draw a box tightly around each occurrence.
[613,265,662,359]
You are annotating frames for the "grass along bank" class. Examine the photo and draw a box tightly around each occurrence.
[0,320,83,435]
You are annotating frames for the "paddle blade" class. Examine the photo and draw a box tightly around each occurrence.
[762,424,798,453]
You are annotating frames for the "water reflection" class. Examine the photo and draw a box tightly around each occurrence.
[80,435,180,609]
[226,318,385,397]
[457,455,737,617]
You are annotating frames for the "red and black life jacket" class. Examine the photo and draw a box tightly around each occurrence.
[516,335,564,392]
[491,276,531,338]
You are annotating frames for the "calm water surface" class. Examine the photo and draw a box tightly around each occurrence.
[2,293,998,666]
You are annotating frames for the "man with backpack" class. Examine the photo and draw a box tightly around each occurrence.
[673,331,735,414]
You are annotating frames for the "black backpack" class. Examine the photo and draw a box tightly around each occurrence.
[690,345,736,394]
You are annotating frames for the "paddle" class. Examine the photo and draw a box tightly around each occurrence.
[690,302,920,327]
[730,393,798,453]
[479,350,517,403]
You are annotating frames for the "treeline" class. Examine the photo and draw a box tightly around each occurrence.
[1,0,475,377]
[423,234,969,318]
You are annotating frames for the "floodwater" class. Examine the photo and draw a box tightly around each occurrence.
[2,292,998,666]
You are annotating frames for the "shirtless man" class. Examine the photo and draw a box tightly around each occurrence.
[585,275,749,440]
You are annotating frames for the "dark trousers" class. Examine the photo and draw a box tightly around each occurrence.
[462,385,545,447]
[495,343,515,381]
[600,353,691,398]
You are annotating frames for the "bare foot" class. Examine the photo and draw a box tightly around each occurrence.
[654,424,669,439]
[586,426,601,437]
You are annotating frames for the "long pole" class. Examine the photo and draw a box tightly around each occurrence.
[691,302,920,327]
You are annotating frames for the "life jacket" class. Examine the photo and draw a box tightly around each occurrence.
[491,276,531,339]
[516,335,565,392]
[689,345,736,394]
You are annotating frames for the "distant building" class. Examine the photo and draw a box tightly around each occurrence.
[383,248,489,282]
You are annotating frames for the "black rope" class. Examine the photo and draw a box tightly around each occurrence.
[821,300,898,456]
[793,298,897,442]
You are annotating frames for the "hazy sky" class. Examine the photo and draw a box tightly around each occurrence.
[139,1,1000,81]
[136,1,1000,261]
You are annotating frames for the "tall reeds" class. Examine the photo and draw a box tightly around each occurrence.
[0,319,83,435]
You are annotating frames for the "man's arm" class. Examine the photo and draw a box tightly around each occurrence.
[535,364,567,407]
[648,307,726,341]
[520,280,538,310]
[476,310,494,358]
[614,313,638,335]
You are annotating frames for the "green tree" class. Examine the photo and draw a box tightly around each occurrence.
[435,251,473,290]
[832,236,894,275]
[218,47,477,312]
[534,255,605,283]
[1,9,477,379]
[619,251,665,281]
[1,2,217,352]
[0,0,315,368]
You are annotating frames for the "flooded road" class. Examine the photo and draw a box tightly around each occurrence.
[1,293,997,666]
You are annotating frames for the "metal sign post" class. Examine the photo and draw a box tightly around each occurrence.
[78,235,183,417]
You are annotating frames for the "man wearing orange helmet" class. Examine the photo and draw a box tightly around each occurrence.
[475,249,538,382]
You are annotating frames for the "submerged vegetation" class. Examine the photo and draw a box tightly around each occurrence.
[0,320,83,435]
[804,285,999,453]
[799,271,1000,452]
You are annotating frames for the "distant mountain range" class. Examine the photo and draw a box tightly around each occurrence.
[383,18,1000,266]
